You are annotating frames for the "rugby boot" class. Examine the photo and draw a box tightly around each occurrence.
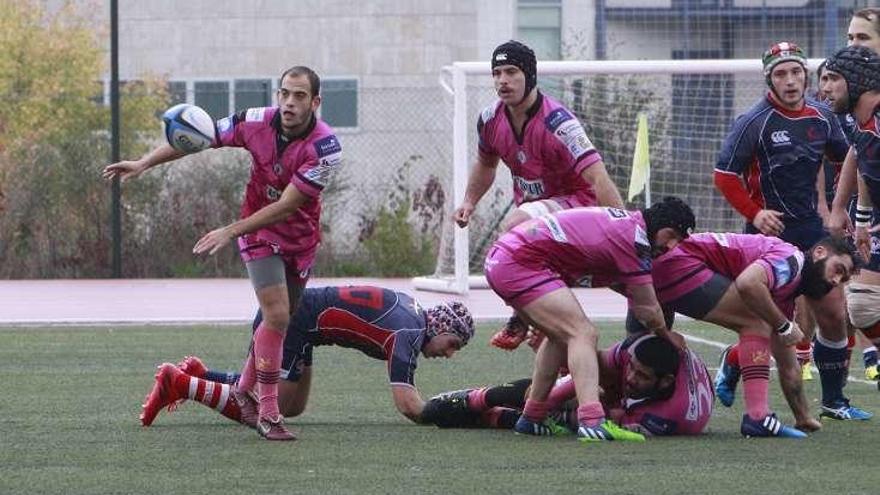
[714,345,740,407]
[741,413,807,439]
[256,415,297,441]
[140,363,186,426]
[819,399,873,420]
[578,420,646,443]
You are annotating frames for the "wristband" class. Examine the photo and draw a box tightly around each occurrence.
[775,320,793,337]
[855,205,873,228]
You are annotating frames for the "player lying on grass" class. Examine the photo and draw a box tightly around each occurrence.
[422,334,713,437]
[496,233,860,435]
[140,286,474,430]
[484,197,695,442]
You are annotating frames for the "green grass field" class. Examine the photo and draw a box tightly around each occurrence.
[2,322,879,495]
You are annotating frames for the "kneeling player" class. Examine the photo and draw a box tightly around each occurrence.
[140,286,474,432]
[423,334,713,437]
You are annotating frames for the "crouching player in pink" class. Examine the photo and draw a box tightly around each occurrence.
[423,334,712,437]
[140,286,474,427]
[484,196,695,442]
[648,233,860,437]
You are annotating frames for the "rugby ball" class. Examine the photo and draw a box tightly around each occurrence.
[162,103,216,153]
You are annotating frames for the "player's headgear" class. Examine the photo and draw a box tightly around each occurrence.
[762,42,807,80]
[824,45,880,113]
[492,40,538,103]
[642,196,696,242]
[633,336,680,378]
[425,301,475,344]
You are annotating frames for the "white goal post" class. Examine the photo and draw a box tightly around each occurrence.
[413,58,825,295]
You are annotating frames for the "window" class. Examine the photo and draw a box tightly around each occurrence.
[167,81,187,106]
[194,81,229,119]
[234,79,272,111]
[517,0,562,60]
[321,79,358,128]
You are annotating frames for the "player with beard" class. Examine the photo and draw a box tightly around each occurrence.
[823,45,880,399]
[484,197,694,442]
[421,335,713,437]
[679,234,866,427]
[104,67,341,440]
[713,43,854,414]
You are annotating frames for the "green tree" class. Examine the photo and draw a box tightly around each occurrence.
[0,0,167,277]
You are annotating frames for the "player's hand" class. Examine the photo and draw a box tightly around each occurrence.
[777,321,804,347]
[856,226,872,262]
[102,160,146,182]
[453,203,474,228]
[751,209,785,236]
[827,209,853,238]
[795,417,822,433]
[656,329,686,350]
[193,227,235,256]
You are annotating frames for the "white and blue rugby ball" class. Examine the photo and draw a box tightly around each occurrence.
[162,103,216,153]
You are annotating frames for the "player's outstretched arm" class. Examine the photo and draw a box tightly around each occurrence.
[454,153,499,227]
[101,143,186,182]
[734,264,804,346]
[193,183,309,256]
[580,160,623,208]
[627,283,685,349]
[391,385,427,424]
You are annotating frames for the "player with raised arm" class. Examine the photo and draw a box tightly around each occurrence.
[453,40,624,349]
[484,196,694,442]
[713,43,857,414]
[140,286,474,427]
[104,66,342,440]
[823,45,880,398]
[423,334,714,437]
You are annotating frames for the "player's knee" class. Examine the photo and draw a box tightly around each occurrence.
[261,306,290,331]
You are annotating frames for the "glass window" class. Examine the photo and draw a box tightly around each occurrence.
[194,81,229,119]
[517,1,561,60]
[167,81,187,106]
[321,79,358,128]
[234,79,272,111]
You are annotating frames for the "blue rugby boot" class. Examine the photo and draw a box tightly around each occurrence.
[820,399,873,421]
[714,345,740,408]
[741,413,807,439]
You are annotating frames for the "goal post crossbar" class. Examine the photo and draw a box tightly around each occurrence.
[412,58,824,295]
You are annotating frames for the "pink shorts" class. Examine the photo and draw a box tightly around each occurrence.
[484,245,566,309]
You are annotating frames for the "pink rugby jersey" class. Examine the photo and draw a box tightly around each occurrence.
[652,232,802,316]
[477,93,601,206]
[498,207,654,288]
[213,107,341,262]
[606,335,714,436]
